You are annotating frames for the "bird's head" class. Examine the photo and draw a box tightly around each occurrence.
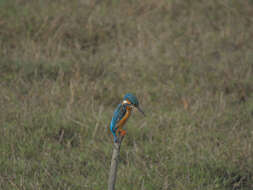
[123,93,145,116]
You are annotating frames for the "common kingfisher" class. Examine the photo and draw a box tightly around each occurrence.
[110,93,145,142]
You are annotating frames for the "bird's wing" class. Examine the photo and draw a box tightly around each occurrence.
[110,104,127,133]
[116,104,126,123]
[112,104,125,122]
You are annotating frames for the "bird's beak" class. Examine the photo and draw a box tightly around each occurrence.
[137,106,145,116]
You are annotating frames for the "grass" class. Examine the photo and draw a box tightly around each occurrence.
[0,0,253,189]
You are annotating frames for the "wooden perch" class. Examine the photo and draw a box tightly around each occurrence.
[108,136,124,190]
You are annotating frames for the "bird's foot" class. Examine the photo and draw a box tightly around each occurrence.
[119,129,126,137]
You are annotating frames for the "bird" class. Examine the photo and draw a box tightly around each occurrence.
[109,93,145,142]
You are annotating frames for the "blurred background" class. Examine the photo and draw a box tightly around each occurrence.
[0,0,253,189]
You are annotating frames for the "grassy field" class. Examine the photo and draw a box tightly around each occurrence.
[0,0,253,189]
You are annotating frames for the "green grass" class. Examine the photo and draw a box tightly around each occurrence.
[0,0,253,189]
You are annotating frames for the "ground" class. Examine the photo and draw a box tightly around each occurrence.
[0,0,253,189]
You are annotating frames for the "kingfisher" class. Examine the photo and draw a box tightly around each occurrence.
[110,93,145,142]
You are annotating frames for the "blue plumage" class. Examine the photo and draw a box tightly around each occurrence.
[110,104,127,142]
[123,93,139,107]
[109,93,145,142]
